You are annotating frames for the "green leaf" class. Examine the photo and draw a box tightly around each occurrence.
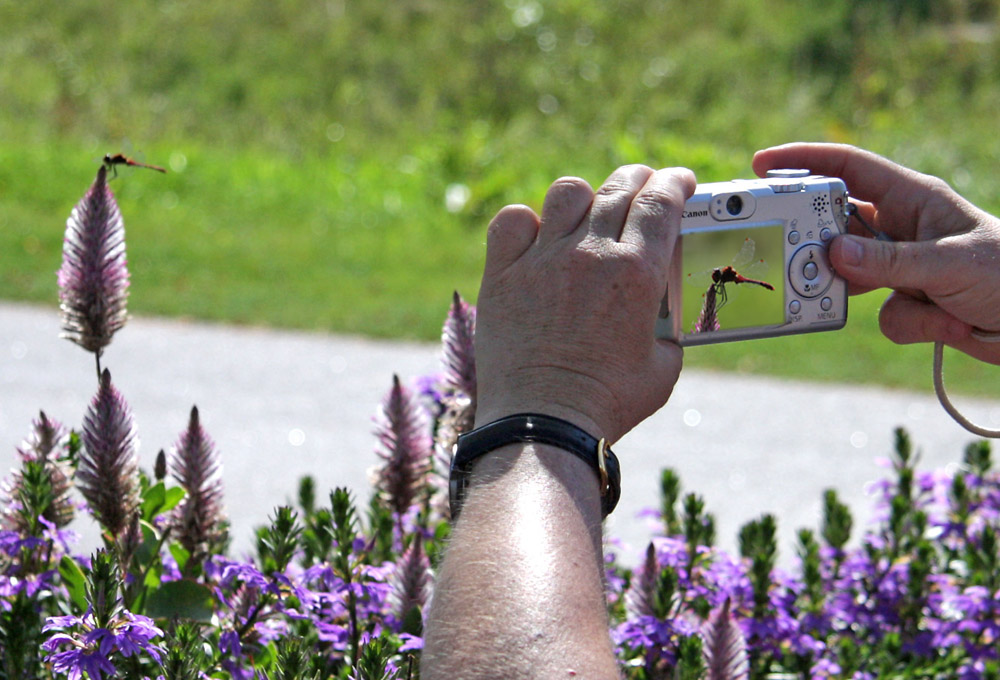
[58,556,88,612]
[142,482,185,521]
[144,563,162,590]
[170,543,192,573]
[136,520,161,564]
[146,580,214,622]
[141,481,166,521]
[162,486,186,513]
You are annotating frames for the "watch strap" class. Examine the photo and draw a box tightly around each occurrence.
[449,413,621,520]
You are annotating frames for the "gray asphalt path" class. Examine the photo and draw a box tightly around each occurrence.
[4,301,999,566]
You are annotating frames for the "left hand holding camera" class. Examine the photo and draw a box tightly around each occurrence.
[474,164,696,443]
[754,143,1000,366]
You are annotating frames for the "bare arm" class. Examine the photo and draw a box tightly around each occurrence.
[422,165,696,679]
[422,444,616,679]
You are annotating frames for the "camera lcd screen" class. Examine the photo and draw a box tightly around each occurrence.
[679,223,785,336]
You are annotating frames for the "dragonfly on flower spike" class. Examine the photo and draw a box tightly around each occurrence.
[691,237,775,333]
[102,153,167,177]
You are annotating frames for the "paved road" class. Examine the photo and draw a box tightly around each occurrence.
[3,302,999,566]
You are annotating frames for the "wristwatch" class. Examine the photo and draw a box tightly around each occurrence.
[448,413,622,520]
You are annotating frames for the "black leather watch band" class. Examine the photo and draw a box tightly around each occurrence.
[449,413,622,520]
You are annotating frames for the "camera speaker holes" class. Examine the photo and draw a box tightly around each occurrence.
[812,195,830,214]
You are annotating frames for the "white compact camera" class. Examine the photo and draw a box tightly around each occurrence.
[656,170,849,346]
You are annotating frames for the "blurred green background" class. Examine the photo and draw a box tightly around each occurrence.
[2,0,998,395]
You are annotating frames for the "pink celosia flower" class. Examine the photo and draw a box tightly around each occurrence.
[170,406,227,565]
[58,165,129,360]
[76,370,140,537]
[373,375,432,517]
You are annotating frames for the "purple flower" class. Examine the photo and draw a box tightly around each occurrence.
[169,406,227,565]
[42,609,164,679]
[373,375,432,517]
[44,644,118,680]
[76,370,140,537]
[58,164,130,356]
[399,633,424,651]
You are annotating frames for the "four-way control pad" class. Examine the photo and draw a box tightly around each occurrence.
[788,243,834,299]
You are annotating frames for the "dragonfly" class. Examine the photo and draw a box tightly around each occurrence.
[690,237,774,333]
[102,153,167,177]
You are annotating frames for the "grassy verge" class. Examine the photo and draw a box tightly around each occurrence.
[2,1,999,398]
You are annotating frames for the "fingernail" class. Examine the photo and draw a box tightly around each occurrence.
[840,235,864,266]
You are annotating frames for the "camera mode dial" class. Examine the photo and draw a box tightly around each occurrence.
[788,243,834,299]
[765,169,811,179]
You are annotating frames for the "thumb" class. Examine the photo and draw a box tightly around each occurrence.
[830,234,948,294]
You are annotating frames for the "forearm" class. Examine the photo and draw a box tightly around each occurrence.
[422,444,619,680]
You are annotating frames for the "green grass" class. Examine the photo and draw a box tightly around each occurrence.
[2,0,1000,397]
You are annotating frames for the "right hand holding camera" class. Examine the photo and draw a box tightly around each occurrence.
[474,165,696,444]
[754,143,1000,366]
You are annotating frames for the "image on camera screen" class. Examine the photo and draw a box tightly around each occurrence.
[680,223,785,335]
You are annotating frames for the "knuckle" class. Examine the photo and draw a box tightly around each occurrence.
[920,174,953,195]
[631,188,681,221]
[875,242,915,282]
[594,179,633,201]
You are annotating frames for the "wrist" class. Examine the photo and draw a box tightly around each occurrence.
[450,413,622,520]
[474,405,607,443]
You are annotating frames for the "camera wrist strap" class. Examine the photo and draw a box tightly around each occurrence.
[934,339,1000,439]
[850,203,1000,439]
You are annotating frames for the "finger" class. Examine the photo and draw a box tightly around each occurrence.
[537,176,595,246]
[619,167,697,259]
[585,165,655,241]
[835,201,878,296]
[879,290,971,345]
[753,143,922,206]
[829,233,960,295]
[847,199,878,238]
[484,205,540,277]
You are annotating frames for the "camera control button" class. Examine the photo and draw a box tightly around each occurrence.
[820,228,832,242]
[788,244,834,299]
[788,230,800,245]
[789,300,801,314]
[821,297,833,311]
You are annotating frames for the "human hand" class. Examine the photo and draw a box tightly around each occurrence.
[473,165,697,443]
[754,143,1000,365]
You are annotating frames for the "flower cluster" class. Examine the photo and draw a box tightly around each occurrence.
[3,162,1000,680]
[606,430,1000,679]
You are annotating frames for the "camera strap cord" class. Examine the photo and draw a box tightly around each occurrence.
[848,203,1000,438]
[934,339,1000,439]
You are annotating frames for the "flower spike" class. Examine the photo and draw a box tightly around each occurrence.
[373,375,432,517]
[169,406,227,566]
[76,369,140,537]
[441,290,477,399]
[58,164,130,368]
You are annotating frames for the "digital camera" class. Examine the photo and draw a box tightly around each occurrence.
[655,170,849,346]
